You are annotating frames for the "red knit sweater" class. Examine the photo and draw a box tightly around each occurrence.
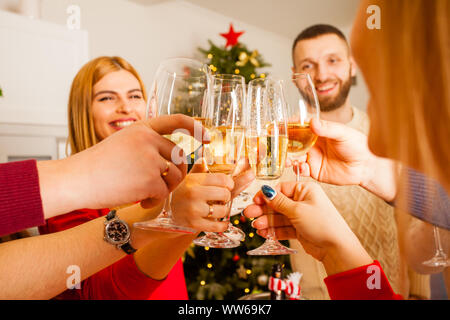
[38,208,188,300]
[0,159,44,236]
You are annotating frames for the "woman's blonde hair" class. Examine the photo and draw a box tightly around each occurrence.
[372,0,450,190]
[67,56,147,155]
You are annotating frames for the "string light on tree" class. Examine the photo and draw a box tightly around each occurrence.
[183,25,292,300]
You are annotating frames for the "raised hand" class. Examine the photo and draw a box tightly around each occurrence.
[244,181,372,275]
[292,118,397,202]
[39,114,209,218]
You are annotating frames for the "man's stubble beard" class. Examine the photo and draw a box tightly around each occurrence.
[316,74,352,112]
[299,69,352,113]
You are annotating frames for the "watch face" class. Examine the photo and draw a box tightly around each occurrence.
[105,220,129,244]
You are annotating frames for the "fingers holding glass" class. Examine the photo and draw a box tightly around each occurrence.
[193,74,246,248]
[133,58,208,234]
[286,73,320,182]
[245,77,297,255]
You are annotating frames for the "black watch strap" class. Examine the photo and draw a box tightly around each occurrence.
[105,210,137,255]
[120,242,137,255]
[106,209,117,221]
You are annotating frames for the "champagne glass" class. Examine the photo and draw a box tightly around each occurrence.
[134,58,208,234]
[245,78,297,255]
[286,73,320,181]
[230,191,253,216]
[193,74,246,248]
[230,136,254,216]
[423,226,450,268]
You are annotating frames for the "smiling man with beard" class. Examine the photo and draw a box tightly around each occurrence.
[283,24,431,300]
[292,24,355,122]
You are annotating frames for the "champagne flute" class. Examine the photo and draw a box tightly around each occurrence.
[134,58,208,233]
[193,74,246,248]
[245,78,297,255]
[230,191,253,216]
[423,226,450,268]
[286,73,320,181]
[230,137,253,216]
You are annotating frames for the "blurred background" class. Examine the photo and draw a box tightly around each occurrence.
[0,0,445,300]
[0,0,366,161]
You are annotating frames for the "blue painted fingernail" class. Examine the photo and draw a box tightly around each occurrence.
[261,185,277,200]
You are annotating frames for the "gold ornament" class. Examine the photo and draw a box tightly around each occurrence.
[236,50,260,67]
[209,65,217,72]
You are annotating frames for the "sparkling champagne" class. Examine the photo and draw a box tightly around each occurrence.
[205,125,244,174]
[245,135,288,180]
[287,122,317,155]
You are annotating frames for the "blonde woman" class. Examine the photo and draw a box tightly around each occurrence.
[245,0,449,299]
[38,56,254,299]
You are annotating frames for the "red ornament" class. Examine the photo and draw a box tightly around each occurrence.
[240,215,246,223]
[183,66,191,78]
[220,23,244,48]
[232,254,240,262]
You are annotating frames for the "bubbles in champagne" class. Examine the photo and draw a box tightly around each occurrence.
[246,135,288,180]
[287,123,317,156]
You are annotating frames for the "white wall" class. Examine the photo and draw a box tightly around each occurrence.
[341,25,369,110]
[30,0,291,95]
[1,0,367,110]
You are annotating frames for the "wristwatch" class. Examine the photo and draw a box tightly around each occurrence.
[103,210,137,254]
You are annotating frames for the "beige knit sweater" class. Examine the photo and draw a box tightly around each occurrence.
[283,107,430,300]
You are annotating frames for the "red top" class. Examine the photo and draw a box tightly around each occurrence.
[0,159,44,236]
[38,208,188,300]
[324,260,403,300]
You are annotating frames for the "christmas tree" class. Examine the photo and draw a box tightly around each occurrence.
[183,24,292,300]
[183,214,293,300]
[198,24,271,83]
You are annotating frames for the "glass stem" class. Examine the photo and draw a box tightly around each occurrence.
[266,207,277,241]
[162,193,172,217]
[224,172,234,224]
[263,179,278,242]
[296,163,300,182]
[433,226,445,255]
[226,198,234,222]
[218,175,234,236]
